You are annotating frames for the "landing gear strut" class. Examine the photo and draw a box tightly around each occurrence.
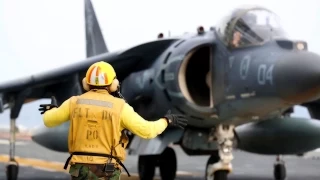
[138,147,177,180]
[274,155,286,180]
[206,124,235,180]
[6,116,19,180]
[6,89,30,180]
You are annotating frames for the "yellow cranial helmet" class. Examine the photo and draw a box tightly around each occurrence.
[85,61,116,86]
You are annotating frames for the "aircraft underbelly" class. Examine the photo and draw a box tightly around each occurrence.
[216,96,287,125]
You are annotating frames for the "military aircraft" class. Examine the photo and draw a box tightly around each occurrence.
[2,0,320,180]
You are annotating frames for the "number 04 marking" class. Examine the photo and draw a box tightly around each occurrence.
[257,64,274,85]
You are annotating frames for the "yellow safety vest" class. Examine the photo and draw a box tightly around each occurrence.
[67,90,128,165]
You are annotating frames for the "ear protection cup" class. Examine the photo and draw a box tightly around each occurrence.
[82,78,90,91]
[109,79,119,92]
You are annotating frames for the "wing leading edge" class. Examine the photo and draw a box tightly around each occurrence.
[0,38,177,103]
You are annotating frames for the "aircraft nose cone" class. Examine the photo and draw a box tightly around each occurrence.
[275,51,320,103]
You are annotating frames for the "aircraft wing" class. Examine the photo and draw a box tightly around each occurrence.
[0,52,118,93]
[0,39,177,106]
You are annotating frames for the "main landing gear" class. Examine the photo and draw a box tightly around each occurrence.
[138,147,177,180]
[274,155,286,180]
[5,89,31,180]
[206,124,235,180]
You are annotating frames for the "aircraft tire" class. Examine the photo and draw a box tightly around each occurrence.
[138,155,156,180]
[213,170,228,180]
[274,164,286,180]
[205,151,228,180]
[6,163,19,180]
[159,147,177,180]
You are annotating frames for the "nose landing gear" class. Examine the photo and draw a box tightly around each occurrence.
[206,124,235,180]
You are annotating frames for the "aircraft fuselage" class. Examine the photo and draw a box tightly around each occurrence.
[122,29,320,128]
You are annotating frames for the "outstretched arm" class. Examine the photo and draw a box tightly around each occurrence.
[120,103,168,139]
[42,99,71,127]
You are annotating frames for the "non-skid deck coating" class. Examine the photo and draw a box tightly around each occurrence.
[0,138,320,180]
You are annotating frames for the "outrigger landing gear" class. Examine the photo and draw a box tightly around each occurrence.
[6,89,31,180]
[138,147,177,180]
[206,124,235,180]
[274,155,286,180]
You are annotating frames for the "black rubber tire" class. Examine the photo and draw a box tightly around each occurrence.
[6,164,19,180]
[138,155,156,180]
[274,164,286,180]
[205,151,229,180]
[214,170,228,180]
[159,147,177,180]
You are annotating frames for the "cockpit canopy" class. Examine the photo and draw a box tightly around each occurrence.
[216,6,288,49]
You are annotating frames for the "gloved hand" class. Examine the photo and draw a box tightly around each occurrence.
[38,96,58,114]
[164,110,188,129]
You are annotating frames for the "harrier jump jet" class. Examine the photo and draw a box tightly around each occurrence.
[2,1,320,180]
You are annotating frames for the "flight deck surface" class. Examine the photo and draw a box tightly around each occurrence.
[0,137,320,180]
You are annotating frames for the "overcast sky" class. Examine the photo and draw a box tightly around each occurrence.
[0,0,318,128]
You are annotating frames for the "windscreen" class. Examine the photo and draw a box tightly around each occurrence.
[231,9,288,48]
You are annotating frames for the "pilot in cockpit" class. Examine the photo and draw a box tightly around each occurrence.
[231,31,242,48]
[219,7,288,49]
[229,12,257,48]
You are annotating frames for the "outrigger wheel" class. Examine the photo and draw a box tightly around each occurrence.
[6,160,19,180]
[5,89,31,180]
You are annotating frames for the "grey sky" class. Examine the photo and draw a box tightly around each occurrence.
[0,0,319,128]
